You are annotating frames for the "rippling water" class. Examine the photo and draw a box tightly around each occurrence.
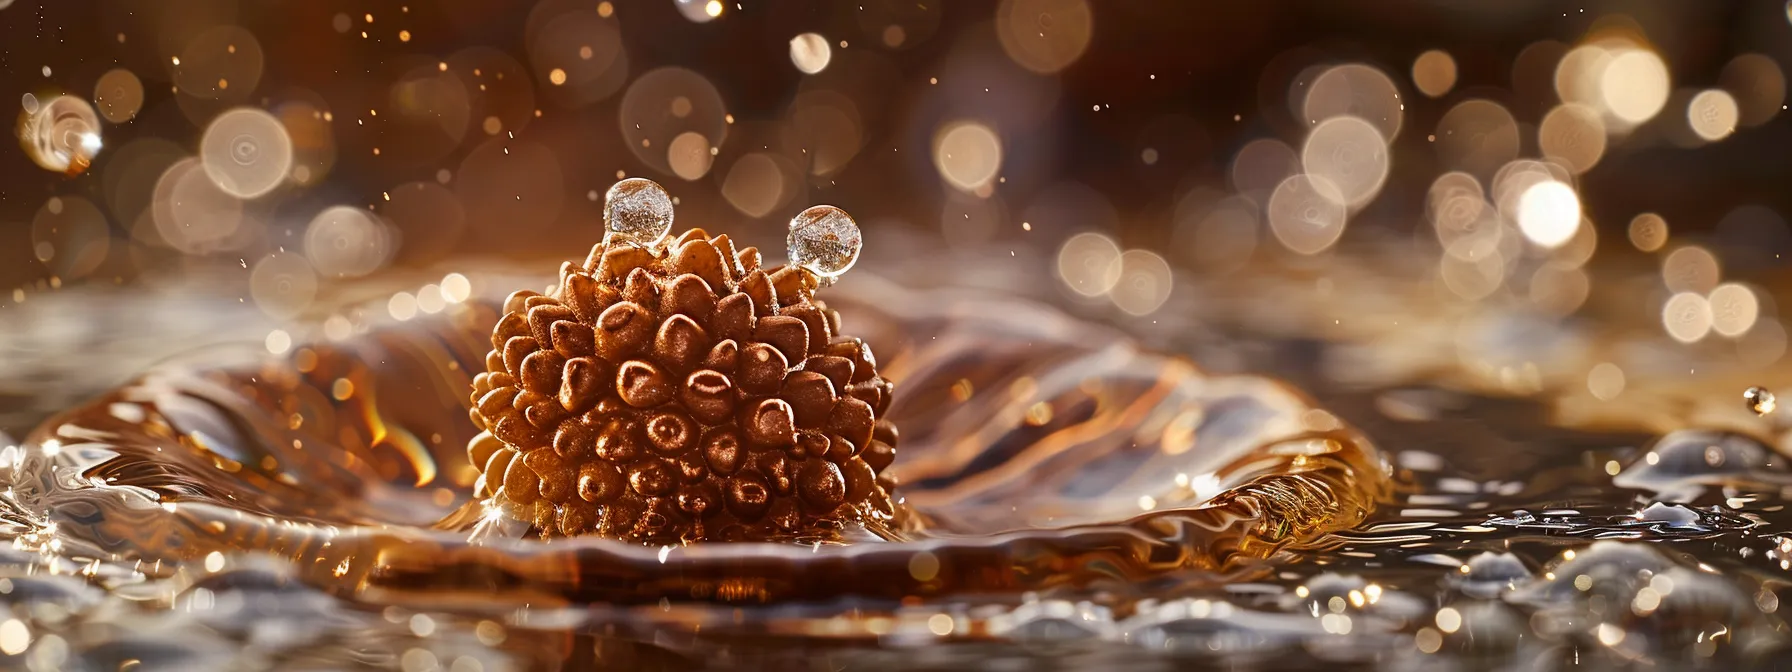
[0,245,1789,670]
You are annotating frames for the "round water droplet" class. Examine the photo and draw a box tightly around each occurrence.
[603,178,673,247]
[1745,386,1776,416]
[20,95,101,174]
[787,205,861,279]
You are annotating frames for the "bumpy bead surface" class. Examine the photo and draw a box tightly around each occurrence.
[468,227,898,543]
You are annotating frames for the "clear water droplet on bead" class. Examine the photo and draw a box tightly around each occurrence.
[603,178,674,247]
[1745,386,1776,416]
[787,205,861,279]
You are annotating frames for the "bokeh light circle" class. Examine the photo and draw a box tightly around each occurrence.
[1435,100,1519,179]
[933,121,1003,193]
[93,68,145,123]
[1299,115,1389,209]
[789,33,832,74]
[1056,232,1123,297]
[1267,174,1349,255]
[1516,181,1581,248]
[1304,64,1404,140]
[1537,104,1607,174]
[1411,50,1457,98]
[995,0,1094,74]
[1687,89,1739,142]
[1628,213,1668,252]
[200,108,294,199]
[31,196,111,280]
[1110,249,1173,316]
[249,251,317,320]
[152,157,244,254]
[305,206,394,278]
[619,67,728,177]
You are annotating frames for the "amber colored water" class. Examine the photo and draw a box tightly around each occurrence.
[0,248,1789,670]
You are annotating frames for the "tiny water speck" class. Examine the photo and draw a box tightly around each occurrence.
[1745,386,1776,416]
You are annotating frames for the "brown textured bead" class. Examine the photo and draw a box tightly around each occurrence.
[768,266,812,307]
[672,237,729,290]
[654,314,709,373]
[804,355,854,393]
[781,304,832,356]
[622,268,659,308]
[702,428,745,475]
[593,416,644,462]
[861,440,895,472]
[558,357,608,413]
[525,450,573,501]
[798,460,847,511]
[518,350,566,394]
[781,371,837,428]
[645,410,697,454]
[827,338,878,384]
[672,227,710,247]
[492,312,529,350]
[738,343,788,395]
[502,336,538,378]
[466,226,899,544]
[551,320,595,358]
[681,369,736,425]
[617,359,674,408]
[709,234,741,276]
[703,339,739,373]
[553,420,596,457]
[725,473,771,520]
[476,386,519,420]
[756,451,794,496]
[713,293,754,342]
[594,302,653,362]
[599,245,656,281]
[826,397,876,453]
[503,290,539,315]
[578,461,625,503]
[738,270,777,318]
[754,315,808,365]
[468,431,502,469]
[527,304,574,346]
[561,272,603,323]
[736,245,762,272]
[662,274,718,327]
[503,458,542,504]
[629,460,676,497]
[742,398,796,448]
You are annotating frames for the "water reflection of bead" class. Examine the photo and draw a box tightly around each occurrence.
[787,205,862,281]
[21,95,102,175]
[602,178,673,248]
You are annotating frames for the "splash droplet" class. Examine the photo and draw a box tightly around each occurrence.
[786,205,862,279]
[20,95,102,175]
[1745,386,1776,416]
[603,178,673,247]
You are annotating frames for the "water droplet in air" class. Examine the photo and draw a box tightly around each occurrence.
[19,95,101,175]
[786,205,862,279]
[603,178,673,247]
[1745,386,1776,416]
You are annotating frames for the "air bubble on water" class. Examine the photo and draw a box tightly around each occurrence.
[1745,386,1776,416]
[20,95,102,174]
[602,178,673,247]
[787,205,862,280]
[20,93,38,115]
